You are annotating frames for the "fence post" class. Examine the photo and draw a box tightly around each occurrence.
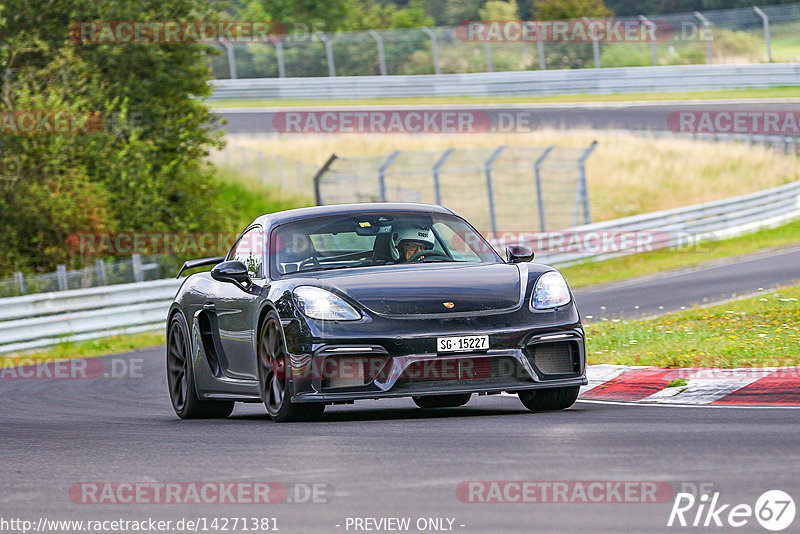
[56,264,68,291]
[278,156,286,189]
[367,30,387,75]
[484,39,493,72]
[534,146,555,232]
[312,154,339,205]
[317,32,336,76]
[694,12,713,64]
[14,272,25,295]
[432,148,454,205]
[575,141,598,226]
[485,146,506,236]
[378,151,402,202]
[639,15,658,66]
[220,40,237,79]
[270,36,286,77]
[753,6,772,62]
[536,23,547,70]
[583,18,601,68]
[421,27,441,75]
[132,254,144,283]
[95,259,107,286]
[260,152,267,185]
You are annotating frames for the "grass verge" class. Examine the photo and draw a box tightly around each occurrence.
[2,331,166,366]
[561,218,800,289]
[214,166,312,228]
[207,86,800,108]
[226,130,800,223]
[585,284,800,368]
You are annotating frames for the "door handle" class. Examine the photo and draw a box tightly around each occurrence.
[203,302,216,311]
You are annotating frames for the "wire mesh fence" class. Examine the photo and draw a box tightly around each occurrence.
[209,3,800,80]
[0,255,172,298]
[314,143,597,235]
[209,140,318,197]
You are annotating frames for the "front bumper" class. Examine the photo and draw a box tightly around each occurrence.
[287,329,587,403]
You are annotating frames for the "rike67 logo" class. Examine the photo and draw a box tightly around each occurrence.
[668,490,795,531]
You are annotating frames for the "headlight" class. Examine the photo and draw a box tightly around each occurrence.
[293,286,361,321]
[531,272,571,309]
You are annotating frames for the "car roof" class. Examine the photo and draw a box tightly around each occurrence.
[252,203,456,230]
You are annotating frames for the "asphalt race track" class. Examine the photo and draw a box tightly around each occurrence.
[573,246,800,322]
[2,250,800,533]
[215,98,800,134]
[2,347,799,534]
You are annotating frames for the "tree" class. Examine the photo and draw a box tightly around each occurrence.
[479,1,520,21]
[534,0,613,20]
[0,0,227,275]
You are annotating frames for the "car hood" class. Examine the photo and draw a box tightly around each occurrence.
[319,263,523,316]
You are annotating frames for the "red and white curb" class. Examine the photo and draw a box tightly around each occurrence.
[580,364,800,405]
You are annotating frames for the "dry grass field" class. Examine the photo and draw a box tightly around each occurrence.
[224,130,800,222]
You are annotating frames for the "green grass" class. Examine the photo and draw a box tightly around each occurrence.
[2,330,166,366]
[214,166,312,228]
[561,218,800,290]
[207,86,800,108]
[585,283,800,368]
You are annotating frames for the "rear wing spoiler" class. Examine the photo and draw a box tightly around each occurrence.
[176,256,226,278]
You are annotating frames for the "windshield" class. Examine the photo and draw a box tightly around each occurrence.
[270,212,502,276]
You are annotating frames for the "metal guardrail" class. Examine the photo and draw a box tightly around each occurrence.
[492,179,800,265]
[2,179,799,353]
[0,279,181,354]
[209,3,800,79]
[208,63,800,100]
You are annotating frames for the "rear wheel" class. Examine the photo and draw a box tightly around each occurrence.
[258,311,325,422]
[412,393,472,409]
[518,386,579,412]
[167,313,234,419]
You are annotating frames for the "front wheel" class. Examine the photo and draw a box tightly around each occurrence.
[167,313,234,419]
[518,386,579,412]
[413,393,472,409]
[258,311,325,422]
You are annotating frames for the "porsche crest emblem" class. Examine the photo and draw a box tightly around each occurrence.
[443,302,455,309]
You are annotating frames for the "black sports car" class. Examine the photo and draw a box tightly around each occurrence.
[167,203,587,421]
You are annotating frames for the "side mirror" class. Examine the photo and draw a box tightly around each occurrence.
[211,260,251,288]
[506,245,535,263]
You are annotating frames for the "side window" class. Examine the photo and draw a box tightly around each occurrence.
[231,227,264,278]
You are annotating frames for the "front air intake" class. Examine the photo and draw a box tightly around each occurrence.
[526,341,580,376]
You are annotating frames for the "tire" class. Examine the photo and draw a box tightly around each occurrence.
[412,393,472,409]
[258,310,325,422]
[167,312,235,419]
[518,386,579,412]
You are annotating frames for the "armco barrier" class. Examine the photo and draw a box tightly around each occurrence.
[208,63,800,100]
[2,179,799,353]
[492,179,800,265]
[0,279,181,354]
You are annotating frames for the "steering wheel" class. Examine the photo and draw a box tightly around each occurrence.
[406,249,453,263]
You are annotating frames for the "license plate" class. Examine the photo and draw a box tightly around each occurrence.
[437,335,489,353]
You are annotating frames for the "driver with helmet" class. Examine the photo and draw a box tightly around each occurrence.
[390,226,436,263]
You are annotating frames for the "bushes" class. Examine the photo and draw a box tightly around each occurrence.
[0,0,230,276]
